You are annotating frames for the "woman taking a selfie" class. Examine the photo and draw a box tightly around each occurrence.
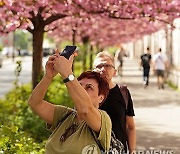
[28,51,111,154]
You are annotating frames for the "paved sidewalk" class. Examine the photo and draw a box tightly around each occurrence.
[0,56,48,98]
[113,57,180,154]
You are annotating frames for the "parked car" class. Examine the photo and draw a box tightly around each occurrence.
[0,52,2,68]
[43,48,54,57]
[20,49,30,56]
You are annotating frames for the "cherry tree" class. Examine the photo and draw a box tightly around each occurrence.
[47,15,166,71]
[48,0,180,46]
[0,0,81,88]
[0,0,179,88]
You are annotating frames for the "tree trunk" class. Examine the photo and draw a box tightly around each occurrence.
[72,29,76,45]
[89,45,93,70]
[82,43,87,71]
[72,29,76,71]
[82,36,89,71]
[32,30,44,89]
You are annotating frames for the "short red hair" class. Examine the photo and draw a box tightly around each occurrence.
[77,71,109,103]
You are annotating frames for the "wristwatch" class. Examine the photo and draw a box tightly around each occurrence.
[63,74,75,83]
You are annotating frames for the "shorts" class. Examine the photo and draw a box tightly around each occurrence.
[156,70,164,77]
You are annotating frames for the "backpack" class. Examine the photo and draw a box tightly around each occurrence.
[118,85,129,110]
[90,128,124,154]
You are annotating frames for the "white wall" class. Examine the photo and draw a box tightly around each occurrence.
[172,18,180,68]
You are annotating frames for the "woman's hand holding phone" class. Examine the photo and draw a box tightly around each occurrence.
[53,49,75,78]
[45,54,59,80]
[60,45,78,59]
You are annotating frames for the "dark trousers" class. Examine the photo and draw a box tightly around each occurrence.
[143,67,150,85]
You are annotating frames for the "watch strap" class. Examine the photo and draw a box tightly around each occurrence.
[63,74,75,83]
[63,77,70,83]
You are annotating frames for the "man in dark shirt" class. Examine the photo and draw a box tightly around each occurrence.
[140,47,152,88]
[93,51,136,153]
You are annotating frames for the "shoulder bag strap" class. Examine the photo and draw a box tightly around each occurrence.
[89,128,104,151]
[118,84,129,109]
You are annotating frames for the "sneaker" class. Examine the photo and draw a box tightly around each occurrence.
[143,81,146,85]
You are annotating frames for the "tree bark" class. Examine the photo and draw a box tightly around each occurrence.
[72,29,76,71]
[32,29,44,89]
[82,36,89,71]
[89,45,93,70]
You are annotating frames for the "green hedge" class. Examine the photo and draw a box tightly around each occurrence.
[0,76,73,153]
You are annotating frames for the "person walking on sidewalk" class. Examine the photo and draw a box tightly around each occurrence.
[115,47,127,77]
[93,51,136,153]
[152,48,169,89]
[140,47,152,88]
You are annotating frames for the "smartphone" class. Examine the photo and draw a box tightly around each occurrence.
[60,45,77,59]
